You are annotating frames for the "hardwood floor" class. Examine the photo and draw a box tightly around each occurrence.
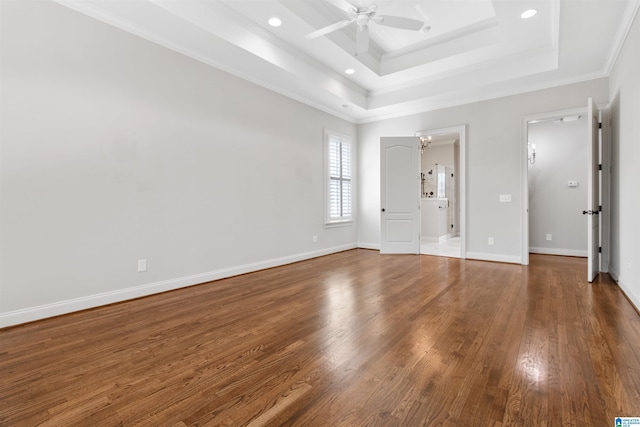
[1,250,639,426]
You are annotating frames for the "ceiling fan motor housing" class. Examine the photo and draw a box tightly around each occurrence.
[356,14,370,27]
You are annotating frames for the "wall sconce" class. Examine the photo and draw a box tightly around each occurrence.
[528,142,536,165]
[420,136,432,154]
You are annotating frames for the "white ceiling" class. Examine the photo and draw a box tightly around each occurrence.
[54,0,639,123]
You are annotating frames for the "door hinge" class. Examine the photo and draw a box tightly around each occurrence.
[598,247,602,253]
[598,164,602,170]
[598,122,602,129]
[599,205,602,211]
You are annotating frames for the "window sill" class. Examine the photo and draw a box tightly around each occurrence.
[324,220,354,229]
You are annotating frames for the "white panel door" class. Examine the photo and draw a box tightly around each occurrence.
[380,137,420,254]
[586,98,600,282]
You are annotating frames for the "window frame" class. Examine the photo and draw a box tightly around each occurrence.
[324,130,354,227]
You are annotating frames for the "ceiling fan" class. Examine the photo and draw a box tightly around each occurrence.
[305,0,425,55]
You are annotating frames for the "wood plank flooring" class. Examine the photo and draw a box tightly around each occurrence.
[1,250,639,426]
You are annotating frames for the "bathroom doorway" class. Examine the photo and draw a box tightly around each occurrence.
[417,126,465,258]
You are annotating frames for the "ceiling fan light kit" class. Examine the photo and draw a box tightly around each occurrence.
[306,1,425,55]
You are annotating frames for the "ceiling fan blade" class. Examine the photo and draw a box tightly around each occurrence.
[376,15,424,31]
[306,19,354,39]
[324,0,358,15]
[356,25,369,55]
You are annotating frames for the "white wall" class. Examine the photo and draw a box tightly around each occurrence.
[0,1,357,326]
[357,79,609,263]
[528,117,588,256]
[608,10,640,310]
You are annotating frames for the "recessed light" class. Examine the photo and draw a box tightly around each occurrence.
[345,68,355,75]
[521,9,537,19]
[268,17,282,27]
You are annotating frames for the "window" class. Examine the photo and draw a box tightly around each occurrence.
[325,131,353,224]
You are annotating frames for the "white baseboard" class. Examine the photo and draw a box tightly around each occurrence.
[422,235,448,243]
[618,278,640,313]
[0,243,357,328]
[466,252,522,264]
[357,242,380,250]
[529,247,587,257]
[608,269,640,313]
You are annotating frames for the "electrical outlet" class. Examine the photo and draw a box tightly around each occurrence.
[546,234,552,241]
[312,235,318,243]
[137,259,147,272]
[488,237,494,245]
[499,194,512,203]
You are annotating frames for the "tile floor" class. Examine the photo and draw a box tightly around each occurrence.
[420,236,461,258]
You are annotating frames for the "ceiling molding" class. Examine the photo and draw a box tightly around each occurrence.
[603,0,640,76]
[356,70,609,125]
[51,0,634,124]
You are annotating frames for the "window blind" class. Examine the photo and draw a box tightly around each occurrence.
[328,135,352,221]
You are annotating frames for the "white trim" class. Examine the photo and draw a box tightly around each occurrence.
[466,252,522,264]
[603,0,640,76]
[599,106,611,273]
[324,129,354,224]
[53,0,639,126]
[358,242,381,250]
[0,243,357,328]
[529,247,587,257]
[617,277,640,314]
[521,106,587,266]
[52,0,361,124]
[324,220,354,229]
[423,236,449,243]
[355,72,608,124]
[575,269,638,313]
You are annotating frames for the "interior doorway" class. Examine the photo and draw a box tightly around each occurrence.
[522,100,607,282]
[416,125,466,259]
[527,113,588,258]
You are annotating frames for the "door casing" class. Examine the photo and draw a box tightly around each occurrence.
[521,104,609,272]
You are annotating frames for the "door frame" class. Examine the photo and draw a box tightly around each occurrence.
[520,105,609,268]
[415,124,467,258]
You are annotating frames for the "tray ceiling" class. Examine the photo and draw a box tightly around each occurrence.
[54,0,638,123]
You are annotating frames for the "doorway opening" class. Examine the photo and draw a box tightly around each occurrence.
[527,113,588,258]
[522,100,608,282]
[416,125,466,259]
